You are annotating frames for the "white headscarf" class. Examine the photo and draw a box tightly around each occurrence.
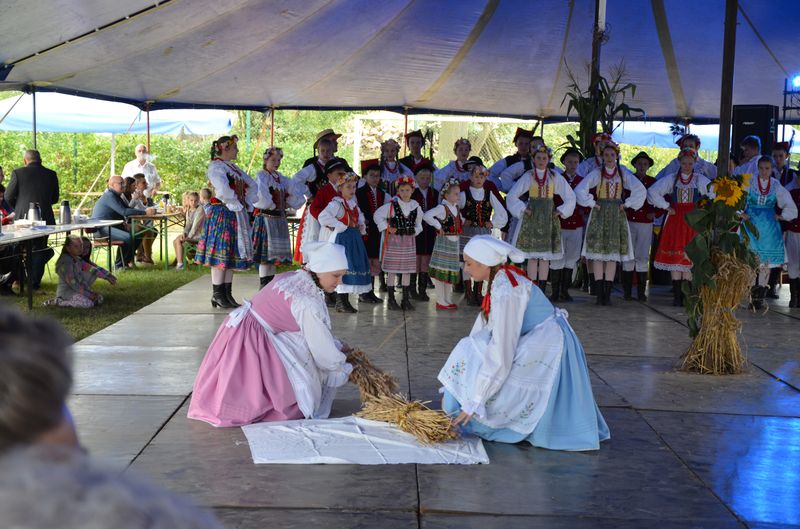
[304,241,348,273]
[463,235,524,266]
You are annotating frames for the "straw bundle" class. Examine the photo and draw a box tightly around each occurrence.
[681,251,755,375]
[357,394,460,444]
[346,349,458,444]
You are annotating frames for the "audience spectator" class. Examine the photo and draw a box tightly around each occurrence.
[0,184,19,295]
[121,144,162,199]
[174,192,205,270]
[91,175,155,269]
[5,149,59,289]
[44,235,116,308]
[0,306,224,529]
[123,176,136,204]
[129,173,158,264]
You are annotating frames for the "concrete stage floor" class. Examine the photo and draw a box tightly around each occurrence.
[70,274,800,528]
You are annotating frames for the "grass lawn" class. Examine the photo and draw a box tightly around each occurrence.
[4,262,212,341]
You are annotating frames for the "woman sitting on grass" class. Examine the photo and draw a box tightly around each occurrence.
[45,235,116,308]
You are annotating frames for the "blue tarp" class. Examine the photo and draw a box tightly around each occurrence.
[0,93,234,134]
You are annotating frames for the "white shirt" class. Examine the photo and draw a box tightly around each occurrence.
[458,186,509,229]
[290,158,328,199]
[381,160,414,186]
[318,196,367,237]
[373,198,423,235]
[254,169,305,211]
[655,157,718,181]
[121,159,161,198]
[433,160,471,190]
[423,201,462,233]
[206,160,259,212]
[506,169,576,219]
[647,173,715,210]
[575,165,647,210]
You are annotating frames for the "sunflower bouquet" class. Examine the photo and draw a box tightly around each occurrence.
[681,172,757,374]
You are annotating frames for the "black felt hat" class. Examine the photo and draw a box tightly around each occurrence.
[630,151,655,168]
[559,147,584,164]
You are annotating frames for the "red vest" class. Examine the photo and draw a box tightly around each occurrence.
[624,174,659,223]
[309,182,337,219]
[555,174,588,229]
[786,188,800,233]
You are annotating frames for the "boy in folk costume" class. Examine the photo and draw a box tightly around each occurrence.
[621,151,660,301]
[768,142,797,299]
[410,162,439,301]
[252,147,305,288]
[319,172,371,313]
[647,148,715,306]
[499,135,562,193]
[355,159,389,303]
[399,130,437,174]
[374,175,424,311]
[489,127,533,192]
[424,178,464,310]
[549,147,588,302]
[655,134,718,181]
[301,129,341,168]
[507,145,576,295]
[292,136,336,263]
[575,141,647,306]
[459,156,508,305]
[434,138,472,191]
[380,138,414,195]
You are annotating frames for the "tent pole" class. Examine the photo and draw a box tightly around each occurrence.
[110,133,116,176]
[31,87,37,150]
[246,110,252,158]
[716,0,738,177]
[588,0,606,151]
[145,103,151,153]
[403,107,409,156]
[270,108,275,147]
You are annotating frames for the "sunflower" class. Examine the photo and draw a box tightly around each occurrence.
[713,176,744,207]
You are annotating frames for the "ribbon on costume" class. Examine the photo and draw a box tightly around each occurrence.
[481,264,531,316]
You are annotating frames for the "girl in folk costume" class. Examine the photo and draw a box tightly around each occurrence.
[252,147,305,289]
[549,148,587,302]
[622,151,660,301]
[196,135,259,309]
[783,182,800,307]
[424,178,464,310]
[188,242,354,427]
[355,159,389,303]
[379,138,414,195]
[291,136,336,263]
[459,156,508,305]
[434,138,472,191]
[507,145,576,295]
[439,236,610,451]
[489,127,533,192]
[399,130,437,174]
[655,134,718,181]
[576,132,612,177]
[319,172,371,313]
[767,141,797,299]
[575,141,647,305]
[648,148,715,306]
[374,175,424,311]
[739,156,797,309]
[410,162,439,301]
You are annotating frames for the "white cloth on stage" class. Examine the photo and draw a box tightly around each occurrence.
[241,416,489,465]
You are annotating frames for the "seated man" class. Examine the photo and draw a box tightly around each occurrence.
[91,175,154,269]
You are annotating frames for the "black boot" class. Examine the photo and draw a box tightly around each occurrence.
[387,287,401,310]
[454,277,465,293]
[603,280,613,306]
[596,279,604,305]
[259,275,274,289]
[427,275,435,289]
[472,280,484,305]
[637,272,648,301]
[560,268,574,302]
[401,286,415,310]
[465,280,478,306]
[622,271,633,301]
[789,278,799,308]
[750,285,765,311]
[359,279,382,303]
[589,273,597,295]
[336,293,357,313]
[409,273,419,299]
[417,273,430,301]
[379,272,388,292]
[767,268,781,299]
[224,283,240,308]
[211,284,233,308]
[672,280,682,307]
[325,292,337,307]
[549,269,562,302]
[538,280,548,294]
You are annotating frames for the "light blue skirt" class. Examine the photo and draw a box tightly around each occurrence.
[744,205,785,266]
[442,316,610,451]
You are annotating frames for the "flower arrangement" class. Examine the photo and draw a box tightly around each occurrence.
[681,172,757,374]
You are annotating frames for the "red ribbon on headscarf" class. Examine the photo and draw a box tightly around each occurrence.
[481,264,530,316]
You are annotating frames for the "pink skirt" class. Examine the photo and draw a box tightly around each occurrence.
[188,313,302,427]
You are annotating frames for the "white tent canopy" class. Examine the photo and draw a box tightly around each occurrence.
[0,93,234,134]
[0,0,798,122]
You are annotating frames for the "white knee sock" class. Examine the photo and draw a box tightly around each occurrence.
[211,268,225,285]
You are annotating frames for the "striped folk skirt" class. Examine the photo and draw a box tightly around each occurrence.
[380,233,417,274]
[429,235,461,284]
[195,204,252,270]
[252,213,293,265]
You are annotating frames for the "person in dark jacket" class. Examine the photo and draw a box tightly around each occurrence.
[91,175,154,269]
[6,150,59,289]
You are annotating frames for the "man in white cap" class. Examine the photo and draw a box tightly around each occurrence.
[188,240,354,427]
[121,144,161,199]
[437,235,610,451]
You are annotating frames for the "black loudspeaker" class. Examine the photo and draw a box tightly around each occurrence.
[732,105,779,154]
